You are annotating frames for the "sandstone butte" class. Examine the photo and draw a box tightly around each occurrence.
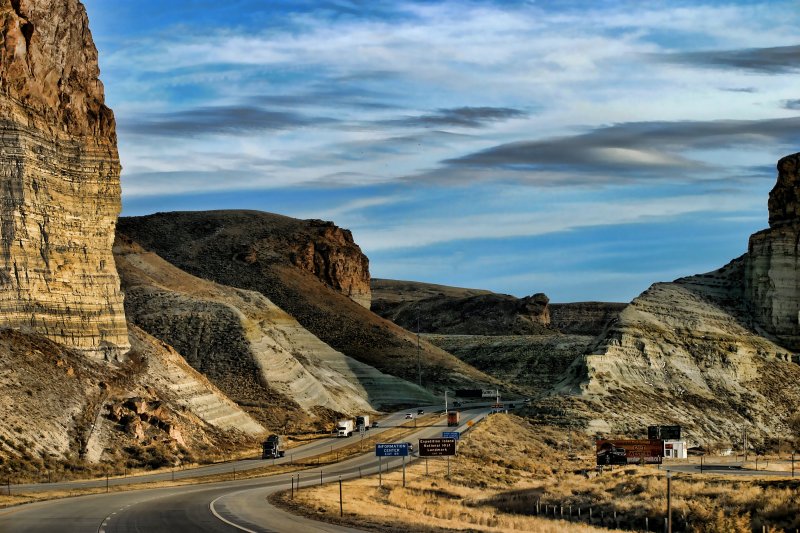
[745,152,800,351]
[0,0,129,359]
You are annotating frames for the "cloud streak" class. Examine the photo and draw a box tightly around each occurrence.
[657,44,800,73]
[121,105,337,136]
[424,116,800,185]
[381,106,528,128]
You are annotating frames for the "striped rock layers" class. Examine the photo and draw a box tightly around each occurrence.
[745,152,800,351]
[0,0,128,358]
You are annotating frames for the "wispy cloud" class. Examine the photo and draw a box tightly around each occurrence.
[381,106,528,128]
[121,105,337,136]
[656,44,800,73]
[783,99,800,110]
[422,116,800,186]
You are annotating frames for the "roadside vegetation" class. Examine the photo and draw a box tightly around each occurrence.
[274,414,800,532]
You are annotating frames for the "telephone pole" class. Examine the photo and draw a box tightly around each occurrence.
[416,307,422,386]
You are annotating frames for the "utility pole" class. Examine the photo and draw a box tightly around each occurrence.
[666,471,672,533]
[445,390,448,415]
[417,307,421,386]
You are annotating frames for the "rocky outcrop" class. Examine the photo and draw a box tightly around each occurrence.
[114,233,436,428]
[372,279,551,335]
[117,212,497,392]
[745,152,800,351]
[0,0,128,358]
[549,302,627,336]
[0,325,263,466]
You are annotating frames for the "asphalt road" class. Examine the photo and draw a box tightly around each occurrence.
[666,463,795,476]
[0,407,490,533]
[9,406,433,494]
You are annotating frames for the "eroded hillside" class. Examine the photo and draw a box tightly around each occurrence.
[117,211,499,392]
[115,235,436,430]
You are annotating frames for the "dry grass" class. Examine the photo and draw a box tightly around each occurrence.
[275,414,800,532]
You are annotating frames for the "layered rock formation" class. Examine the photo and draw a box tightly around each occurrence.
[548,150,800,444]
[553,258,800,442]
[0,0,128,358]
[114,234,435,429]
[372,279,551,335]
[117,211,498,391]
[745,152,800,350]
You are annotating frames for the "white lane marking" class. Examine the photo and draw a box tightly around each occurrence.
[209,491,259,533]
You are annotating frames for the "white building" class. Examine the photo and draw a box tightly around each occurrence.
[664,440,687,459]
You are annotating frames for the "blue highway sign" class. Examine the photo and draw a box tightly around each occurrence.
[442,431,460,440]
[376,443,409,457]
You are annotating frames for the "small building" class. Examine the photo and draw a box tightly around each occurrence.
[664,440,687,459]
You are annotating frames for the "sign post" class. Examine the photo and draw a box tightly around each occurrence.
[376,443,409,487]
[419,438,457,457]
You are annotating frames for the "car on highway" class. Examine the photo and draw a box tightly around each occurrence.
[452,401,462,407]
[417,409,425,415]
[371,421,379,428]
[406,442,414,452]
[405,413,413,419]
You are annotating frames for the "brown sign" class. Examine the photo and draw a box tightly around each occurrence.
[596,439,663,465]
[419,438,456,457]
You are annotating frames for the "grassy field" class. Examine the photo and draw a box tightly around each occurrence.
[274,414,800,532]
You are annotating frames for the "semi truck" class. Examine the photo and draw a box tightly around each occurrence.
[336,419,354,437]
[261,435,285,459]
[355,415,370,430]
[447,411,460,427]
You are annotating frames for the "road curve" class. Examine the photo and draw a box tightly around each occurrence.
[0,407,489,533]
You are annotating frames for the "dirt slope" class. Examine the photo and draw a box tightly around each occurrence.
[0,326,263,473]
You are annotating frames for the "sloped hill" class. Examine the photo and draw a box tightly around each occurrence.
[117,211,498,392]
[371,278,551,335]
[0,326,263,472]
[114,235,435,429]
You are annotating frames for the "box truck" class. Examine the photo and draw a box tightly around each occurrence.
[336,419,354,437]
[447,411,460,427]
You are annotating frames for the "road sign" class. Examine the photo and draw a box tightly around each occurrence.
[376,443,409,457]
[481,389,498,398]
[442,431,460,440]
[596,439,663,465]
[419,438,456,457]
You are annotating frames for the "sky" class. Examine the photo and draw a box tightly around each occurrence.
[82,0,800,302]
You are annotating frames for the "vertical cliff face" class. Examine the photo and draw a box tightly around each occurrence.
[0,0,129,358]
[745,152,800,351]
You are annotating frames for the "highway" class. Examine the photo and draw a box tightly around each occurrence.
[0,406,490,533]
[9,407,427,494]
[666,463,794,476]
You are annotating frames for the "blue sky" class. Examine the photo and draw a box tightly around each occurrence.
[83,0,800,302]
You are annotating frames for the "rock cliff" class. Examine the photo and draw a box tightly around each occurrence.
[0,0,128,358]
[535,153,800,445]
[745,152,800,350]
